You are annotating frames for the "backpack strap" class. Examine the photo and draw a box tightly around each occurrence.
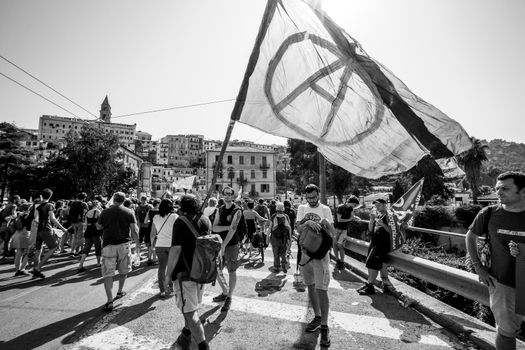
[156,213,172,236]
[177,216,202,280]
[483,205,493,240]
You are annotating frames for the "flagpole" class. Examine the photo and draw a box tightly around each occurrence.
[202,119,237,211]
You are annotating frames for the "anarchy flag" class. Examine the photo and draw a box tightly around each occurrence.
[388,178,424,250]
[231,0,472,179]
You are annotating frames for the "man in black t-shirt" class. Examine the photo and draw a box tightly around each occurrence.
[165,194,212,350]
[466,171,525,350]
[31,189,67,279]
[333,195,360,269]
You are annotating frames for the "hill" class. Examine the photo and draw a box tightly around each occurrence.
[483,139,525,173]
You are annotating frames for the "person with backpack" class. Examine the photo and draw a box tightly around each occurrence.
[269,202,292,273]
[210,186,243,313]
[68,193,88,257]
[333,195,360,270]
[165,194,214,350]
[296,184,334,348]
[77,200,103,272]
[242,200,268,257]
[151,198,178,299]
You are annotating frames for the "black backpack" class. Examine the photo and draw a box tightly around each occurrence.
[68,200,85,223]
[236,209,247,241]
[299,226,333,266]
[271,214,289,241]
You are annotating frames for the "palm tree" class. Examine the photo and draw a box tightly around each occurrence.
[457,137,489,204]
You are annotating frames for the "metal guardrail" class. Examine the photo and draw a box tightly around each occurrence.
[343,233,490,306]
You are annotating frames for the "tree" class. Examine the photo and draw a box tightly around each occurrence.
[457,137,489,203]
[106,166,139,196]
[327,163,353,203]
[392,180,405,203]
[287,139,318,193]
[0,123,34,200]
[408,155,452,202]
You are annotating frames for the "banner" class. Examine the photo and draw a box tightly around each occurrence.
[231,0,472,179]
[389,178,424,250]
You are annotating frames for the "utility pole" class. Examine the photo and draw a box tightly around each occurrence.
[318,152,327,205]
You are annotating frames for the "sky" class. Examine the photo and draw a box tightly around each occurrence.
[1,0,524,146]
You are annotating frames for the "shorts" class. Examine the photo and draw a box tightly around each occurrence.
[489,280,525,337]
[101,243,132,278]
[221,244,239,272]
[334,228,347,246]
[301,251,330,290]
[365,243,389,271]
[82,236,102,256]
[35,229,58,250]
[173,280,204,313]
[70,222,85,239]
[11,230,30,249]
[139,227,151,245]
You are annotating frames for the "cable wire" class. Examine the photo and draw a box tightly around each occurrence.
[0,54,98,119]
[1,71,83,119]
[112,98,236,119]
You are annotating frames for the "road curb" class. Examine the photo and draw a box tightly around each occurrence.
[334,254,525,350]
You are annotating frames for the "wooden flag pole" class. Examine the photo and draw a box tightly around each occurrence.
[202,119,237,211]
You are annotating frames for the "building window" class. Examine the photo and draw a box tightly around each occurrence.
[251,170,255,179]
[227,155,232,164]
[262,156,267,167]
[239,156,244,165]
[261,184,269,193]
[262,170,267,179]
[239,170,244,179]
[251,184,256,193]
[215,155,219,162]
[250,156,255,165]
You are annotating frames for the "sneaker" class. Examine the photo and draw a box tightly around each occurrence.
[19,269,30,276]
[281,265,288,274]
[31,269,45,279]
[146,259,156,266]
[337,261,345,270]
[221,297,232,312]
[358,283,375,295]
[77,267,86,273]
[305,316,322,333]
[14,270,22,277]
[320,326,331,347]
[212,293,228,302]
[176,330,191,350]
[356,283,369,292]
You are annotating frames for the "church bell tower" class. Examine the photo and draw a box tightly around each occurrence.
[100,95,112,122]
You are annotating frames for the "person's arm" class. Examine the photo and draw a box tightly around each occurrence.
[165,245,182,290]
[150,218,158,246]
[254,211,267,223]
[130,222,140,249]
[49,211,67,231]
[465,229,495,287]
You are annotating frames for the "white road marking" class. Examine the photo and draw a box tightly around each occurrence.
[70,325,171,350]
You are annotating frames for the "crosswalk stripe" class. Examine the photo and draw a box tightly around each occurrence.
[71,325,171,350]
[200,294,452,347]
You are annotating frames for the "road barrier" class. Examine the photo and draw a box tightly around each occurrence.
[343,225,490,306]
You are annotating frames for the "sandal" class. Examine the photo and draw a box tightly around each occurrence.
[102,301,113,312]
[114,291,126,300]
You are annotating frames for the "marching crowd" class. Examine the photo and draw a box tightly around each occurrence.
[1,170,524,350]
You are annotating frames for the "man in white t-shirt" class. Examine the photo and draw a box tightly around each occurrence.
[296,184,334,348]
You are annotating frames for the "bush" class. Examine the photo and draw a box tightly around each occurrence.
[425,194,449,206]
[409,206,458,244]
[454,204,483,229]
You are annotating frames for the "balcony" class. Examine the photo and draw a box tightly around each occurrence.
[259,164,270,170]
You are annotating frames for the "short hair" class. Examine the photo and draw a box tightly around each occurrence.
[347,195,359,204]
[152,198,161,206]
[158,199,174,217]
[222,186,234,196]
[208,197,217,206]
[258,199,264,204]
[276,202,285,212]
[304,184,320,194]
[179,194,201,215]
[9,195,20,203]
[113,192,126,203]
[247,201,254,209]
[123,198,132,208]
[77,192,87,201]
[497,171,525,191]
[217,198,225,206]
[41,188,53,200]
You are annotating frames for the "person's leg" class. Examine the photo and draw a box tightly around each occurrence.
[227,271,237,298]
[37,247,56,269]
[14,248,22,271]
[332,229,341,263]
[117,274,126,295]
[495,333,516,350]
[156,247,169,294]
[307,283,321,316]
[216,266,229,296]
[317,289,330,325]
[184,311,206,344]
[20,248,28,270]
[94,236,102,265]
[271,240,280,269]
[367,268,379,284]
[104,276,114,303]
[78,237,94,270]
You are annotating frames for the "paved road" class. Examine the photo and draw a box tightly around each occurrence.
[0,241,481,350]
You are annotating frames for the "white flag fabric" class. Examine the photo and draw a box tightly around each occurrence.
[436,157,466,179]
[171,176,196,190]
[232,0,472,178]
